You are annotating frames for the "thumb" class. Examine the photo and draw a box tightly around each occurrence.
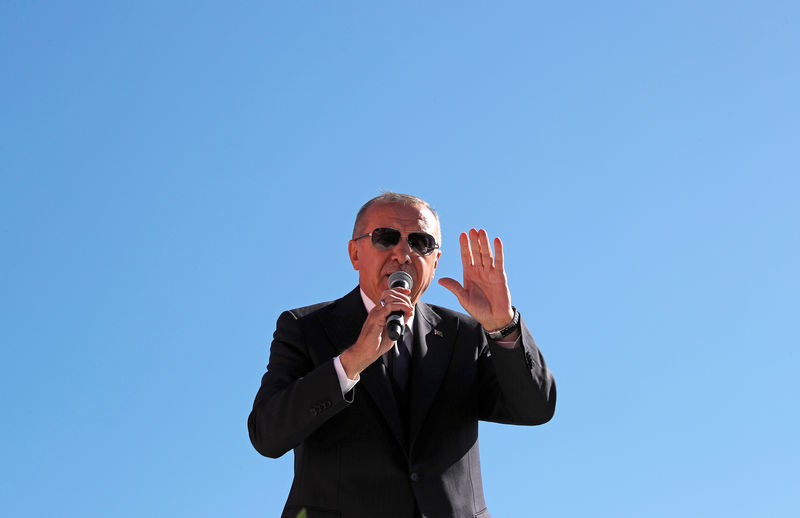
[438,278,467,304]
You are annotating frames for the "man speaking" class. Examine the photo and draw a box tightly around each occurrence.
[248,192,556,518]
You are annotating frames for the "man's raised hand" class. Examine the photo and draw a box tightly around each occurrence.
[438,228,515,332]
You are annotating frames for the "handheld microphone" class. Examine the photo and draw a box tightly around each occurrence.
[386,271,413,341]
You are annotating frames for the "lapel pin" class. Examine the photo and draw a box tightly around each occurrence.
[433,329,443,337]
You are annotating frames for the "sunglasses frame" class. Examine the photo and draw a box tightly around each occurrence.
[352,227,440,256]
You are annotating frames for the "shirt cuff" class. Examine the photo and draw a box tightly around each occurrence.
[333,355,360,395]
[494,335,521,350]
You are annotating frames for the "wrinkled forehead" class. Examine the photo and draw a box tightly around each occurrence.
[362,202,440,239]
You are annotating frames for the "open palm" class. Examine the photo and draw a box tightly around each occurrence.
[439,228,514,331]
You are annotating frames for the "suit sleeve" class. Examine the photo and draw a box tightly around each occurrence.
[248,310,352,458]
[478,316,557,425]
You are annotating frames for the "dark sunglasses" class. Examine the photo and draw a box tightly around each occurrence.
[352,227,439,256]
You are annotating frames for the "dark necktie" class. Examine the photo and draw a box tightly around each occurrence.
[388,326,412,415]
[392,328,411,392]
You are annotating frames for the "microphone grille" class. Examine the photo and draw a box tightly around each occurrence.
[387,271,413,290]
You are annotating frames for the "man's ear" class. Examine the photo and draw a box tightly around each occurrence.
[348,240,360,270]
[432,249,441,272]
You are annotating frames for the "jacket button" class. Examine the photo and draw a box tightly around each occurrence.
[410,472,419,482]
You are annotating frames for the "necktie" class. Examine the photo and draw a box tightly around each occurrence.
[388,326,412,415]
[392,327,411,392]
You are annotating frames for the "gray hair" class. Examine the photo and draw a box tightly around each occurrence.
[352,191,440,239]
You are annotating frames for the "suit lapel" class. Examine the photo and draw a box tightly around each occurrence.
[408,302,457,449]
[360,359,407,453]
[324,287,367,356]
[321,287,407,454]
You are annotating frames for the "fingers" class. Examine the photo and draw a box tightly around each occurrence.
[494,237,504,271]
[465,228,498,270]
[372,287,414,322]
[477,229,493,268]
[459,232,472,270]
[468,229,481,267]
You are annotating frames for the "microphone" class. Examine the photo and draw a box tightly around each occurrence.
[386,271,413,341]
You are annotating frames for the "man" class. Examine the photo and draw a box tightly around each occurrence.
[248,192,556,518]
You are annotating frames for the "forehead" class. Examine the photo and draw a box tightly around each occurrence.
[362,202,439,235]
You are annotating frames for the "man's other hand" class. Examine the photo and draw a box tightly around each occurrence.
[438,228,515,333]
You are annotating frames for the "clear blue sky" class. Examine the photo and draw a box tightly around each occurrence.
[2,2,798,517]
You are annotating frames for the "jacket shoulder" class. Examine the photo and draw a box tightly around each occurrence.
[284,299,336,319]
[280,286,362,323]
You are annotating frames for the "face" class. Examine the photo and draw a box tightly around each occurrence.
[348,202,442,306]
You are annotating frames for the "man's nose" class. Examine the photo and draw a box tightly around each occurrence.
[391,237,412,263]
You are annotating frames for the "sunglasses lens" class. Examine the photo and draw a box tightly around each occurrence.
[409,233,437,256]
[371,228,401,250]
[367,228,437,255]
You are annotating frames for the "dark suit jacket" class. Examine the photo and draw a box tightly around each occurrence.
[248,287,556,518]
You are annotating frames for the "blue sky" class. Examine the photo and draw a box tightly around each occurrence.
[2,2,798,517]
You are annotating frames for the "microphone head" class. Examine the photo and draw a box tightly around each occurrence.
[387,271,413,290]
